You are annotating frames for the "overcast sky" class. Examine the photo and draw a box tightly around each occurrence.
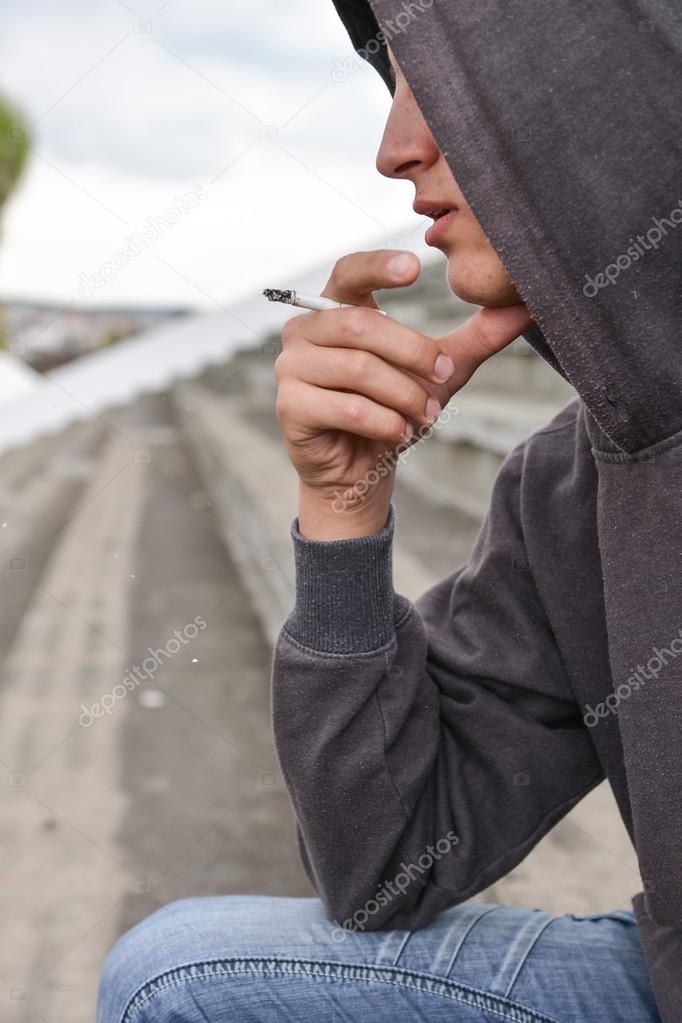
[0,0,431,311]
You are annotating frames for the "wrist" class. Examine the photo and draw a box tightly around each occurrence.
[297,479,392,540]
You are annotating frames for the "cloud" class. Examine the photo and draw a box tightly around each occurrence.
[0,0,420,308]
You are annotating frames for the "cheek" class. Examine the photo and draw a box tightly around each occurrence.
[455,214,503,261]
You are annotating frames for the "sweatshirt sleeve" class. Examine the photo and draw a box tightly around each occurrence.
[270,440,604,933]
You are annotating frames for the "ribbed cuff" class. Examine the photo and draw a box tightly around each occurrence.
[284,502,405,654]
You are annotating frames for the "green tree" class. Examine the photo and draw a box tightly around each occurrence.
[0,97,29,216]
[0,96,29,350]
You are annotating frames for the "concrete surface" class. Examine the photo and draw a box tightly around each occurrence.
[0,393,311,1022]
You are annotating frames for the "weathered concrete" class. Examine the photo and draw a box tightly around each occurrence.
[0,394,311,1022]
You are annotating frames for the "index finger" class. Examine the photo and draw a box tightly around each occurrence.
[297,305,454,386]
[321,249,421,307]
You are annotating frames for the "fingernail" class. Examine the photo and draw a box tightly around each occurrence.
[402,422,414,442]
[388,253,415,277]
[434,354,454,381]
[426,398,441,421]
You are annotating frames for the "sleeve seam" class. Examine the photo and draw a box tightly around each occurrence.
[279,601,416,660]
[280,624,396,659]
[375,687,414,825]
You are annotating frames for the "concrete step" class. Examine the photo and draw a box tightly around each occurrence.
[0,420,107,664]
[0,422,145,1018]
[0,393,311,1021]
[173,378,638,922]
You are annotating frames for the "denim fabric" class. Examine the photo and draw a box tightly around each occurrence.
[97,896,661,1022]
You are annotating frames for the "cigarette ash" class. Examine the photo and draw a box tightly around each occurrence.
[263,288,296,304]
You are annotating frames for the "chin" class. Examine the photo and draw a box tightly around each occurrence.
[446,257,522,308]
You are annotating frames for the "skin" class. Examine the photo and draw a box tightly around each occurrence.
[275,46,531,540]
[378,46,523,309]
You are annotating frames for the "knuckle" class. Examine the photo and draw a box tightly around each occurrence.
[382,409,406,440]
[344,396,364,425]
[280,319,296,346]
[338,307,369,342]
[280,311,307,346]
[333,251,361,277]
[326,250,372,298]
[273,351,288,381]
[275,384,294,425]
[348,348,374,379]
[327,253,353,291]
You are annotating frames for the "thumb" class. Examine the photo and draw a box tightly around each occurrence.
[320,249,421,309]
[434,304,534,395]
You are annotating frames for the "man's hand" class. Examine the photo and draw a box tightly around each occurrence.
[274,249,532,539]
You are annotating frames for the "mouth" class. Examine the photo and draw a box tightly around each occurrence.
[413,199,459,246]
[413,199,458,220]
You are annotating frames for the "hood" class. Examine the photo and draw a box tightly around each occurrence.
[331,0,682,456]
[328,4,682,995]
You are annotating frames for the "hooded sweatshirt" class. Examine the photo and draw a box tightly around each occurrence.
[270,2,682,1019]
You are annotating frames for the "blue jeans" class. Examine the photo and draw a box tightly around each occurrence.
[97,896,661,1022]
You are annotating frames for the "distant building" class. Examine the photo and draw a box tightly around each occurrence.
[0,298,190,371]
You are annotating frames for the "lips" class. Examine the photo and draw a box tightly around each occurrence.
[413,199,458,219]
[424,209,457,246]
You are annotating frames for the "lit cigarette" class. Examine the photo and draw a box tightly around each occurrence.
[263,288,387,315]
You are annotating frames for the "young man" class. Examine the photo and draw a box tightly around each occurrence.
[98,2,681,1020]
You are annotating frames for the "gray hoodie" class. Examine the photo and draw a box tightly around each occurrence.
[270,2,682,1019]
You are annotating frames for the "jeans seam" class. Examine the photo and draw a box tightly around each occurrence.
[445,904,502,977]
[390,930,413,967]
[119,955,561,1023]
[504,914,557,999]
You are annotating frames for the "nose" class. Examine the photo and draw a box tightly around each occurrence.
[375,87,440,181]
